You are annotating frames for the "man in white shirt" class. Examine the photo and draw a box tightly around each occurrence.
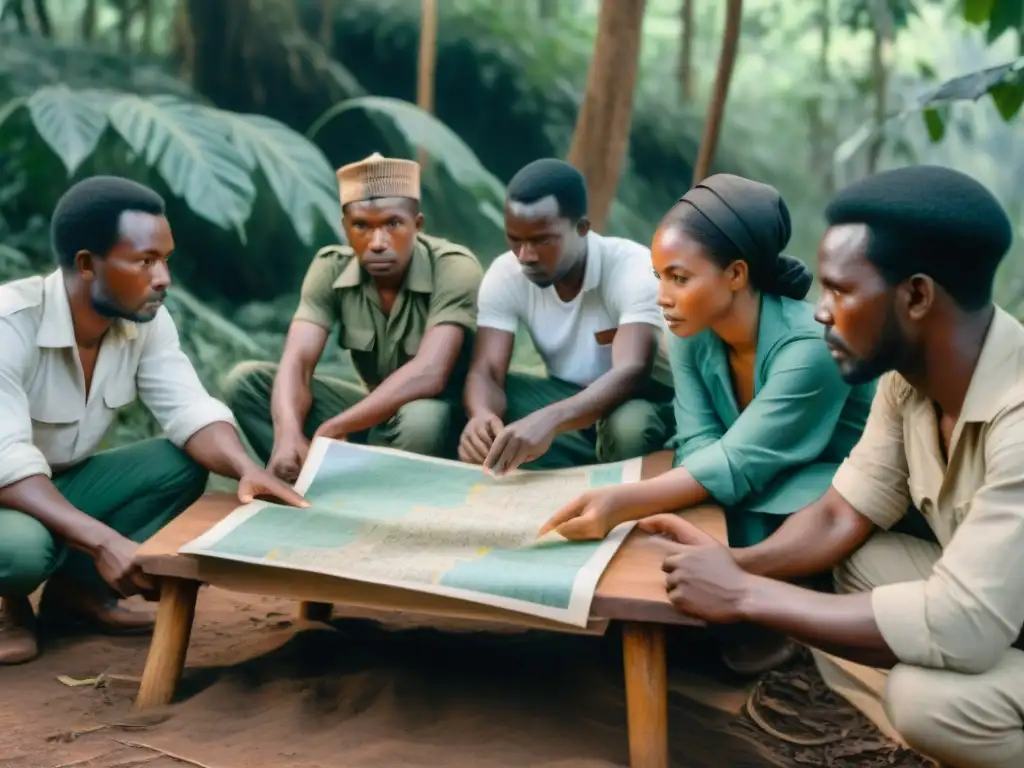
[0,176,306,665]
[459,158,674,474]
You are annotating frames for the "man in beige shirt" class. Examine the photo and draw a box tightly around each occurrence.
[640,165,1021,768]
[0,176,306,665]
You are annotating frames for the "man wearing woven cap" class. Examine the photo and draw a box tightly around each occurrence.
[224,153,483,482]
[635,165,1022,768]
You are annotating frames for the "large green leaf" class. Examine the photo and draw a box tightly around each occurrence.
[985,0,1023,45]
[27,85,108,175]
[108,93,257,231]
[0,94,25,133]
[962,0,994,25]
[922,107,947,141]
[308,96,507,218]
[224,112,342,242]
[916,59,1024,123]
[4,84,349,248]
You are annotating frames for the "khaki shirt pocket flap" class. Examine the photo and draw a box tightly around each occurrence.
[402,331,423,356]
[29,396,82,426]
[102,379,138,410]
[342,326,376,352]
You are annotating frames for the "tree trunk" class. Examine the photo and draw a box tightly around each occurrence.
[319,0,334,48]
[416,0,438,167]
[806,0,832,193]
[676,0,694,102]
[866,0,892,174]
[566,0,647,232]
[81,0,98,41]
[538,0,558,19]
[1,0,29,33]
[173,0,195,78]
[30,0,51,37]
[116,0,133,52]
[140,0,154,55]
[180,0,359,128]
[691,0,742,184]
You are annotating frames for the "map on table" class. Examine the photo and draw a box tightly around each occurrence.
[179,439,643,627]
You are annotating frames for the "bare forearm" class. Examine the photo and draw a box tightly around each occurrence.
[184,421,259,480]
[740,576,898,668]
[465,370,507,420]
[608,467,710,526]
[733,491,874,581]
[0,475,114,555]
[329,364,446,435]
[545,364,647,433]
[270,363,314,440]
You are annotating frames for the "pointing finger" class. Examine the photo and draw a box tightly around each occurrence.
[537,494,589,536]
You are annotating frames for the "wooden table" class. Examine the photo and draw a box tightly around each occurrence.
[134,453,702,768]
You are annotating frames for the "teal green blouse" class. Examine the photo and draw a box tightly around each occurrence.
[667,294,876,539]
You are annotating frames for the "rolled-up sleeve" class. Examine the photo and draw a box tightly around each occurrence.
[831,372,912,529]
[427,254,484,331]
[292,255,339,330]
[681,337,853,507]
[0,320,52,488]
[137,308,236,447]
[870,400,1024,673]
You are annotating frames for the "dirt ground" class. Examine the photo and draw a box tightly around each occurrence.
[0,587,936,768]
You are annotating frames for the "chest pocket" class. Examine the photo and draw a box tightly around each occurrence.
[402,329,423,357]
[30,397,83,461]
[341,326,376,353]
[102,377,138,411]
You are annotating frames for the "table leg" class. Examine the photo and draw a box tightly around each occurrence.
[622,622,669,768]
[298,601,333,621]
[135,577,199,710]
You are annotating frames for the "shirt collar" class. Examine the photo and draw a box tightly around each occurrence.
[36,269,138,348]
[332,237,434,294]
[959,306,1024,423]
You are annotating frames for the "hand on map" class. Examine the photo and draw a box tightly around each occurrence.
[536,486,631,540]
[94,534,158,600]
[458,413,504,464]
[661,543,751,624]
[238,467,310,508]
[482,412,556,475]
[267,435,310,484]
[312,417,350,444]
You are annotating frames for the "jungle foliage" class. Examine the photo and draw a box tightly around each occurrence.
[0,0,1020,448]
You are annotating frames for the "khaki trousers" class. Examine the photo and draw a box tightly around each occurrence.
[830,532,1024,768]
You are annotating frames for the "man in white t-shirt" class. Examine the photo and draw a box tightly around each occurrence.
[459,158,674,474]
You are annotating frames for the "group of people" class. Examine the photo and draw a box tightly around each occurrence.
[0,150,1019,767]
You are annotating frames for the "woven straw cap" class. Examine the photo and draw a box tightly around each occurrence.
[336,152,420,206]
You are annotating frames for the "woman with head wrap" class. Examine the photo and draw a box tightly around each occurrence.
[538,174,877,674]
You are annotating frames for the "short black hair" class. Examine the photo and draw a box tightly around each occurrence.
[825,165,1013,311]
[506,158,588,221]
[51,175,166,269]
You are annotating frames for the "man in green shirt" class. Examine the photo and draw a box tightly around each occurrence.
[224,153,484,482]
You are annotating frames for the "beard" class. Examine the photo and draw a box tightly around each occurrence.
[91,281,163,324]
[827,305,908,386]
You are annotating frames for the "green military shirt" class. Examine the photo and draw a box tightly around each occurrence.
[293,233,484,399]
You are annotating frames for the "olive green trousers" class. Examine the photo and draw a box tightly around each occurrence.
[500,371,675,469]
[223,361,464,462]
[0,439,208,596]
